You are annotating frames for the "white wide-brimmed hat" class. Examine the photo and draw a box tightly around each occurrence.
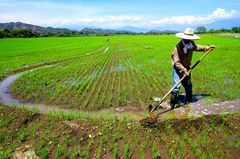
[176,28,200,40]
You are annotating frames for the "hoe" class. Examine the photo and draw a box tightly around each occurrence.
[147,48,214,119]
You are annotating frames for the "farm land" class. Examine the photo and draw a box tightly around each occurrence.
[0,35,240,158]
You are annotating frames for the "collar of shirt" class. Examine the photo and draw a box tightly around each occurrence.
[182,40,193,54]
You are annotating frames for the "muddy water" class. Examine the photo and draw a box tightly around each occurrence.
[0,73,22,105]
[0,64,239,121]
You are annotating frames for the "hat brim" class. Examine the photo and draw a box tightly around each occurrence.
[176,33,200,40]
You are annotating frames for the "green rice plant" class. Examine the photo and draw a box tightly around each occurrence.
[122,63,127,105]
[54,144,66,159]
[182,131,207,159]
[117,70,121,106]
[65,133,71,147]
[0,128,7,143]
[4,35,240,106]
[125,60,134,104]
[19,131,27,142]
[109,66,116,106]
[73,56,104,101]
[41,147,49,159]
[77,53,109,107]
[124,144,130,159]
[28,123,37,139]
[85,138,94,158]
[84,53,112,108]
[152,144,161,159]
[113,143,118,159]
[70,148,87,159]
[0,151,6,159]
[0,117,12,128]
[130,65,143,105]
[100,69,111,106]
[93,58,112,106]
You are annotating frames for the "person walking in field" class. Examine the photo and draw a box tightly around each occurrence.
[170,28,215,109]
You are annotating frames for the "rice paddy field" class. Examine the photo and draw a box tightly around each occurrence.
[0,35,240,158]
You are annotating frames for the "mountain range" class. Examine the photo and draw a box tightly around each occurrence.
[1,19,239,35]
[0,22,178,34]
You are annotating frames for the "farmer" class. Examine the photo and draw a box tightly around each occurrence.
[170,28,214,109]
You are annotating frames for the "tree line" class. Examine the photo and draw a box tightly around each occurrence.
[0,28,84,38]
[0,26,239,38]
[196,26,240,34]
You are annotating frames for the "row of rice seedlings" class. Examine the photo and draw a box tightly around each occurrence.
[40,64,78,104]
[109,45,122,106]
[53,54,101,105]
[160,129,179,159]
[100,46,121,108]
[43,45,107,105]
[96,124,111,159]
[190,116,237,158]
[182,130,210,159]
[22,64,69,103]
[80,52,111,108]
[122,62,128,106]
[201,116,237,158]
[108,58,117,106]
[100,65,113,107]
[126,46,142,106]
[128,44,159,104]
[75,53,109,107]
[13,66,58,102]
[73,54,105,94]
[118,47,131,106]
[143,54,170,96]
[83,51,113,108]
[151,143,161,159]
[47,63,86,104]
[130,56,153,104]
[93,49,114,107]
[113,117,119,159]
[172,134,190,158]
[129,60,143,105]
[56,49,107,105]
[117,67,122,106]
[125,59,134,104]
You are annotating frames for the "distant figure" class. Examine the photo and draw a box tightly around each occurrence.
[106,37,109,42]
[170,28,215,109]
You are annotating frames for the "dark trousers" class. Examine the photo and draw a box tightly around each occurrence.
[171,66,193,103]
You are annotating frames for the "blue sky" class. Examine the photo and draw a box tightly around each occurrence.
[0,0,240,30]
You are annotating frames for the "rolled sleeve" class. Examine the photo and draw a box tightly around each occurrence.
[172,47,187,73]
[194,44,209,51]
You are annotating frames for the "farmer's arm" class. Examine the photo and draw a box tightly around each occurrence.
[193,42,214,51]
[172,47,187,73]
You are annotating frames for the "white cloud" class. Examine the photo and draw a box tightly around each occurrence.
[148,8,240,26]
[0,5,239,28]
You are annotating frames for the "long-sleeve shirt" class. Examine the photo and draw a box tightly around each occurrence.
[172,40,209,73]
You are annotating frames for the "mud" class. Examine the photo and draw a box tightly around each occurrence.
[154,99,240,121]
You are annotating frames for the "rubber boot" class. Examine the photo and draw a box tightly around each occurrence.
[170,93,178,109]
[186,91,192,103]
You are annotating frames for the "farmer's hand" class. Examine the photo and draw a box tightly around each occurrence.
[184,71,189,76]
[210,45,215,48]
[207,45,215,50]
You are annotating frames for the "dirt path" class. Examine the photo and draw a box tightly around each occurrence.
[0,61,239,121]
